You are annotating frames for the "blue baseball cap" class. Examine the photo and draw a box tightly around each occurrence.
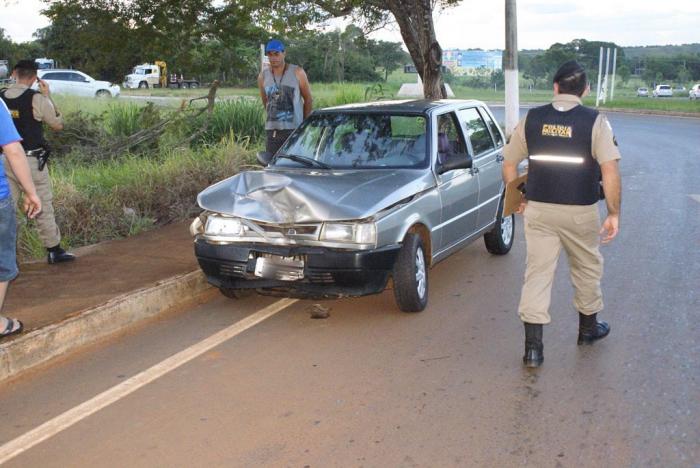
[265,39,285,53]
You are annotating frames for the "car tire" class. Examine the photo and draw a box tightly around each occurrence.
[392,233,428,313]
[484,195,514,255]
[138,81,148,89]
[95,90,111,98]
[189,82,199,89]
[181,82,190,89]
[219,287,254,299]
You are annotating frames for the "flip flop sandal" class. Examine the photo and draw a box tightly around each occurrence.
[0,318,23,339]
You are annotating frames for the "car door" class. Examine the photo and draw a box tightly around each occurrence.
[39,72,69,95]
[457,106,504,231]
[67,72,92,97]
[434,111,479,251]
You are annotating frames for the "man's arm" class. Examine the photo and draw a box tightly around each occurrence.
[501,117,529,213]
[35,79,63,131]
[3,142,41,218]
[599,159,621,243]
[296,67,313,118]
[257,72,268,108]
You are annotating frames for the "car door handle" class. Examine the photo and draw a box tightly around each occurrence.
[496,153,504,162]
[470,167,480,175]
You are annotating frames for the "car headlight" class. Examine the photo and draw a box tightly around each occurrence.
[320,222,376,244]
[204,215,245,237]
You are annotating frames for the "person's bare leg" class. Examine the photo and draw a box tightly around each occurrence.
[0,281,8,328]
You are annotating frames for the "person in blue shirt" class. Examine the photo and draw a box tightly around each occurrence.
[0,99,41,338]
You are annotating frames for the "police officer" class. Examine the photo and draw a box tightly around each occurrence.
[1,59,75,264]
[502,60,622,368]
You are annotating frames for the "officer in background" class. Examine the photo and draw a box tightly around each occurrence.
[257,39,313,156]
[502,60,622,368]
[1,59,75,264]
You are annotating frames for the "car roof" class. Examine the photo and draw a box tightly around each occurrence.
[38,69,85,74]
[319,99,487,115]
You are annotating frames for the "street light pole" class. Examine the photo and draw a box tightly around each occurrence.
[504,0,519,138]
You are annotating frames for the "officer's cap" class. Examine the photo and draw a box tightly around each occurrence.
[553,60,585,84]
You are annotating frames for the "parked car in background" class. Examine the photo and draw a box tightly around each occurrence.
[191,100,514,312]
[673,85,686,95]
[37,69,120,98]
[652,84,673,97]
[636,87,649,97]
[689,84,700,100]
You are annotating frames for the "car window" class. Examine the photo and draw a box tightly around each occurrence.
[458,107,495,156]
[478,107,504,148]
[41,72,70,81]
[67,73,86,82]
[275,113,429,169]
[436,113,468,165]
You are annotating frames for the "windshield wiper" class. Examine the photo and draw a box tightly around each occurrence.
[276,153,331,169]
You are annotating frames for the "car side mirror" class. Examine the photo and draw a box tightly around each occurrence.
[437,155,473,175]
[257,151,273,166]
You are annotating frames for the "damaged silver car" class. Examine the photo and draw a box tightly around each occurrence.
[190,100,514,312]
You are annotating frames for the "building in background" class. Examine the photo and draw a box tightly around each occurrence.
[443,49,503,76]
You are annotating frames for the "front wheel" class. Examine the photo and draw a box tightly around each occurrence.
[484,196,515,255]
[392,233,428,312]
[138,81,148,89]
[95,90,111,98]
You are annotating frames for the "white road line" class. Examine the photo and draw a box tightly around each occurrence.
[0,298,298,465]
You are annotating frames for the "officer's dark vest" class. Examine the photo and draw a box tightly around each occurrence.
[524,103,600,205]
[0,88,45,151]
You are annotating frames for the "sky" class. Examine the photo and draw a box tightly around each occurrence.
[1,0,699,50]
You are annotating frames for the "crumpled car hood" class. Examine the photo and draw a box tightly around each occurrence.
[197,168,436,224]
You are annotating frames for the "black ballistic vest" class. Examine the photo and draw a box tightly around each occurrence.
[0,88,45,151]
[524,103,600,205]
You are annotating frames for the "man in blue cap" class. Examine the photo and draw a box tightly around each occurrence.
[257,39,313,155]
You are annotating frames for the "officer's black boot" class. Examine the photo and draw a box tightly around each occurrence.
[47,245,76,264]
[577,312,610,345]
[523,322,543,368]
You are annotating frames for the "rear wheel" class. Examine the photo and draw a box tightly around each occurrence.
[189,82,199,89]
[392,233,428,312]
[95,90,111,98]
[180,82,190,89]
[484,195,514,255]
[219,288,254,299]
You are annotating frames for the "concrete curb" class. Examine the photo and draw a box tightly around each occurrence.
[0,270,211,382]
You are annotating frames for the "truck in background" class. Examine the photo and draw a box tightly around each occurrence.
[35,58,55,70]
[122,61,200,89]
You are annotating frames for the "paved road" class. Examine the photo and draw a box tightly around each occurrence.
[0,111,698,467]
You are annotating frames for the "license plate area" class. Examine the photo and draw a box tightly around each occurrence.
[254,254,305,281]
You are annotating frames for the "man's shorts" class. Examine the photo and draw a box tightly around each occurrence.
[0,195,18,282]
[266,129,294,156]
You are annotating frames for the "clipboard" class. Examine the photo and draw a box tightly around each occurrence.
[503,173,527,217]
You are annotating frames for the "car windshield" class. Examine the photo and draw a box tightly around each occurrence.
[272,113,428,169]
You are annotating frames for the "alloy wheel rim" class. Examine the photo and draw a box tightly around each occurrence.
[415,248,426,299]
[501,215,513,245]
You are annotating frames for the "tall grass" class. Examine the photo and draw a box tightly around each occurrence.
[199,98,265,144]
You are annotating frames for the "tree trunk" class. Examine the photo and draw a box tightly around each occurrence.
[385,0,446,99]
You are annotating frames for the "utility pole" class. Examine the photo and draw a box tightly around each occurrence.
[603,47,611,104]
[610,48,618,101]
[595,47,604,107]
[504,0,519,138]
